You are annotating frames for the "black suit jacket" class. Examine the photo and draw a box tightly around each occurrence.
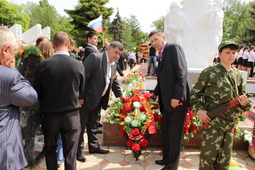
[81,52,122,112]
[34,54,85,115]
[154,43,190,112]
[82,44,98,62]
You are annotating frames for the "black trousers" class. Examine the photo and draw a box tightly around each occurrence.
[42,111,80,170]
[161,108,187,170]
[77,100,102,156]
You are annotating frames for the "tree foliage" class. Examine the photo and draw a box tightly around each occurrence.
[108,10,124,43]
[0,0,30,30]
[152,16,164,31]
[65,0,113,46]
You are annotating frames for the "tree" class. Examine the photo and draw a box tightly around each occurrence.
[125,15,146,50]
[152,16,164,31]
[243,1,255,45]
[122,22,135,51]
[108,9,124,43]
[65,0,113,46]
[0,0,30,31]
[222,0,249,43]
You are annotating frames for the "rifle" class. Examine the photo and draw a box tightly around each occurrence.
[204,93,255,129]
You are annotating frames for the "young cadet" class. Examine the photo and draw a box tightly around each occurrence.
[190,41,251,170]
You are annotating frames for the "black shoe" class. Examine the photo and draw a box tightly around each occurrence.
[98,123,103,127]
[95,129,102,134]
[155,160,167,165]
[89,148,109,154]
[77,155,86,162]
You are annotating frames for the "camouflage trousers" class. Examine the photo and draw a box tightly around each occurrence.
[199,120,234,170]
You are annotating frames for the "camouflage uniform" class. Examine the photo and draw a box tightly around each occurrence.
[190,64,251,170]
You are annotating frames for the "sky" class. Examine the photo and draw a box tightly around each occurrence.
[10,0,254,33]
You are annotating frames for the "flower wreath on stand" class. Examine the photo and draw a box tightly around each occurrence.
[119,89,159,160]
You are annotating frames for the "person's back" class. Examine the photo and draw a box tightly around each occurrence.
[37,55,84,114]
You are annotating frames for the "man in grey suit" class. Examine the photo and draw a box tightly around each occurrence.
[149,30,190,170]
[77,41,124,162]
[0,26,38,169]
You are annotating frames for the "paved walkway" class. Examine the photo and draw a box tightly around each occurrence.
[33,64,255,170]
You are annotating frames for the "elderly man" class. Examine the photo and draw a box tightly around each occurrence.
[77,41,124,162]
[0,26,38,169]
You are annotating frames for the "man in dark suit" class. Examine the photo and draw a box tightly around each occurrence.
[149,30,190,170]
[77,41,124,162]
[34,31,85,170]
[81,31,99,62]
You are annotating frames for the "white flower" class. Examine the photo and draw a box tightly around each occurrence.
[131,120,139,127]
[125,116,132,123]
[139,113,146,120]
[133,102,141,108]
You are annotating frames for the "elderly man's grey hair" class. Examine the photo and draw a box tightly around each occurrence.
[0,26,19,50]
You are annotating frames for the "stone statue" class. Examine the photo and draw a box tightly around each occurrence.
[164,0,224,69]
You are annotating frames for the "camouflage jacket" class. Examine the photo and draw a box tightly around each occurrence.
[190,64,251,122]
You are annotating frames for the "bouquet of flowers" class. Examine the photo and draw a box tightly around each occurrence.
[183,108,201,140]
[118,89,158,160]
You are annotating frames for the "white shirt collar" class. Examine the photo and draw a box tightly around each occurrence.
[54,51,70,56]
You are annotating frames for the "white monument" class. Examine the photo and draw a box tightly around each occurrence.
[42,26,51,40]
[9,24,23,40]
[165,0,224,69]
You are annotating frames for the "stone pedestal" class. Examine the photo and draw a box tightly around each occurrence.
[103,122,248,150]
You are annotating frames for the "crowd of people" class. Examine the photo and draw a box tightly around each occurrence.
[214,45,255,79]
[0,26,252,170]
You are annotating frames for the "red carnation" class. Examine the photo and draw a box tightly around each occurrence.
[154,114,158,121]
[140,138,149,147]
[132,90,141,95]
[124,97,131,103]
[233,128,237,135]
[126,139,133,147]
[158,116,162,123]
[184,126,189,133]
[125,105,132,113]
[132,96,140,102]
[189,124,196,131]
[185,117,191,125]
[131,128,140,136]
[144,92,152,99]
[119,109,124,114]
[140,105,145,112]
[152,103,159,109]
[132,143,140,152]
[189,112,195,119]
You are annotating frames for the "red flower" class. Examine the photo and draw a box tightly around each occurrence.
[132,96,140,102]
[185,117,191,125]
[126,139,133,147]
[140,138,148,147]
[140,105,145,112]
[189,112,195,119]
[152,103,159,109]
[157,116,162,123]
[233,128,237,135]
[184,126,189,133]
[132,143,140,151]
[132,90,141,95]
[124,97,131,103]
[124,105,132,113]
[144,92,152,99]
[119,109,123,114]
[154,114,158,121]
[189,124,196,131]
[131,128,140,136]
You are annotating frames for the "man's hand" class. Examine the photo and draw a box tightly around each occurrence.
[170,99,182,108]
[151,93,158,99]
[120,96,125,102]
[197,110,211,123]
[79,99,84,105]
[238,94,249,106]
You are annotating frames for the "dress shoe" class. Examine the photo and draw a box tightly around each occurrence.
[95,129,102,134]
[89,148,109,154]
[98,123,103,127]
[77,155,86,162]
[155,160,167,165]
